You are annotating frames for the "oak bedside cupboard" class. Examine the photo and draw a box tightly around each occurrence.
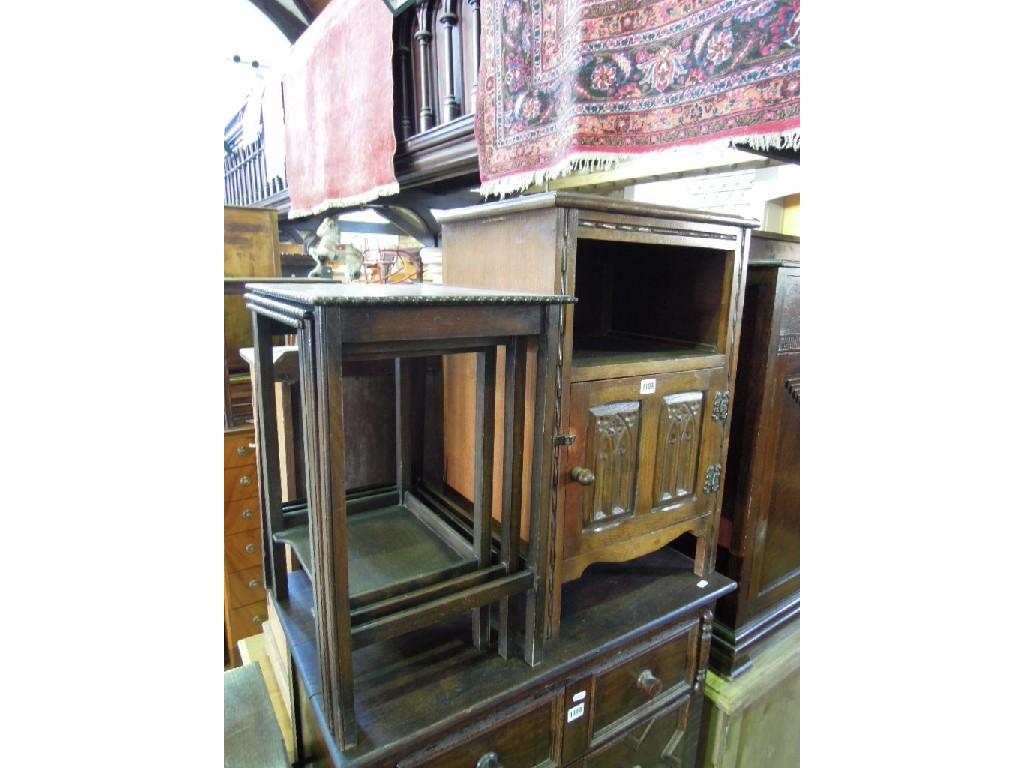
[435,193,759,636]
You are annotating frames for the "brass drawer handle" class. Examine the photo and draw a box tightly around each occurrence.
[251,615,263,625]
[242,508,254,520]
[636,669,663,697]
[248,579,260,590]
[570,466,595,486]
[476,753,502,768]
[245,543,257,554]
[235,445,249,458]
[239,475,252,487]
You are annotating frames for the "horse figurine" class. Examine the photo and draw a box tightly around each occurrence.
[307,218,364,282]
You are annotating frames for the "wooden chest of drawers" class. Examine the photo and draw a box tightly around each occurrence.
[282,548,732,768]
[224,425,267,666]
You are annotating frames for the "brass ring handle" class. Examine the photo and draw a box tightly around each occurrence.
[248,579,260,590]
[242,508,254,520]
[636,669,663,697]
[239,475,252,487]
[475,753,503,768]
[571,466,595,486]
[245,543,257,554]
[236,445,249,457]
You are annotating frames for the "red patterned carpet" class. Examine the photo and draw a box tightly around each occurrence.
[476,0,800,195]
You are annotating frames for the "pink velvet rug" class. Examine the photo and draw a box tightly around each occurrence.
[283,0,399,218]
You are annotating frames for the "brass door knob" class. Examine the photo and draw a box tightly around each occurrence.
[248,579,260,590]
[239,475,252,487]
[571,466,595,486]
[245,543,257,554]
[636,669,663,697]
[242,508,254,520]
[236,445,249,457]
[476,753,503,768]
[252,615,263,625]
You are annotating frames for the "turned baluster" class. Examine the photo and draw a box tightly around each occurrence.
[414,1,435,133]
[439,0,460,122]
[397,32,414,140]
[468,0,480,108]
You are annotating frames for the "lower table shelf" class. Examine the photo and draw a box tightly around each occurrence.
[273,490,476,604]
[270,485,531,653]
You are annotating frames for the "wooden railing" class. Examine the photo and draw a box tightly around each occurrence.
[394,0,481,139]
[391,0,481,188]
[224,132,287,208]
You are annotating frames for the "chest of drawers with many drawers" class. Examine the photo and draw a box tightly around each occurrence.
[224,425,267,666]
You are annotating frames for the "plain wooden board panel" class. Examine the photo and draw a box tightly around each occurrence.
[441,207,558,541]
[701,624,799,768]
[262,620,294,721]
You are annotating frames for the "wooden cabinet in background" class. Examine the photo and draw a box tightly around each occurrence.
[713,231,800,678]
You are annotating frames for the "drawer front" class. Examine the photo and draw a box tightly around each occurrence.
[225,528,263,573]
[224,431,257,469]
[585,695,690,768]
[226,565,266,608]
[592,623,699,737]
[401,694,557,768]
[228,601,268,643]
[224,498,260,535]
[225,465,259,504]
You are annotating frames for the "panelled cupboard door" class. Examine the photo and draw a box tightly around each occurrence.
[562,368,727,581]
[744,353,800,620]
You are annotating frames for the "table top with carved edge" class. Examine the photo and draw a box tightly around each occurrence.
[245,282,577,307]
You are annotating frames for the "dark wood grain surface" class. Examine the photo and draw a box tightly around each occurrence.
[714,232,800,678]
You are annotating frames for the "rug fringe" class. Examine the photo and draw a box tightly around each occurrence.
[288,182,401,219]
[477,128,800,198]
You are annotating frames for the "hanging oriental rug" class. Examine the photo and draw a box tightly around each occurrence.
[283,0,398,218]
[475,0,800,196]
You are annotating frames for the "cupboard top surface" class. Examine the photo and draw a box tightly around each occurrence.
[434,191,761,228]
[245,282,576,307]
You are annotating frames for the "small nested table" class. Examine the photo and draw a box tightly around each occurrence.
[245,283,574,750]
